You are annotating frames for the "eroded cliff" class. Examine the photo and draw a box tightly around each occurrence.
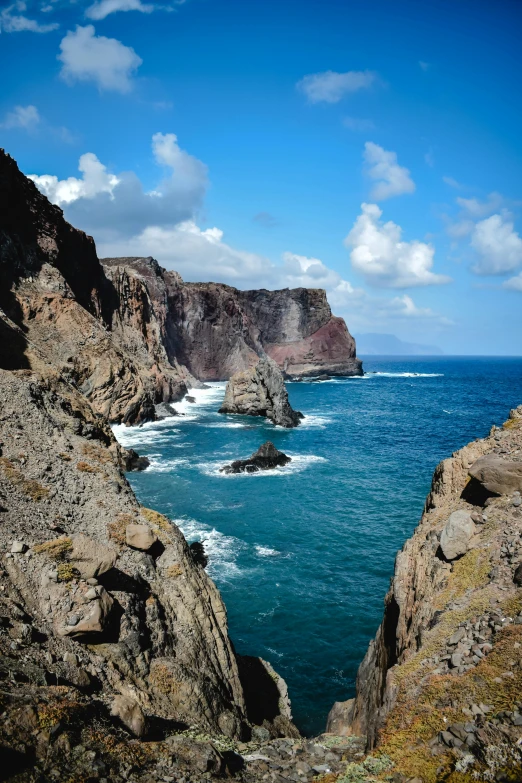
[101,257,363,382]
[0,151,189,425]
[0,364,301,781]
[328,407,522,782]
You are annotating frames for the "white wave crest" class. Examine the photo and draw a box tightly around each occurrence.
[255,545,282,557]
[364,372,443,378]
[145,457,189,473]
[206,422,245,429]
[298,415,332,429]
[112,421,182,449]
[173,516,247,579]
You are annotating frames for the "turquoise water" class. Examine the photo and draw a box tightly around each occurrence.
[114,356,522,736]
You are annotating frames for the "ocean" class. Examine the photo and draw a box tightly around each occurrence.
[113,356,522,736]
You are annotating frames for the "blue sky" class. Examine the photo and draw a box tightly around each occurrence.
[2,0,522,354]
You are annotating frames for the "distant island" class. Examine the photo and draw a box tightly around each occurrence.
[354,332,444,356]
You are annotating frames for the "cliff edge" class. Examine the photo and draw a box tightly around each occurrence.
[328,406,522,782]
[102,257,363,382]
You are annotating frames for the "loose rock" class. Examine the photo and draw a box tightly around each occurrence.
[439,510,475,560]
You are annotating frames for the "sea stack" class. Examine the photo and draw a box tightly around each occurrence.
[219,356,302,428]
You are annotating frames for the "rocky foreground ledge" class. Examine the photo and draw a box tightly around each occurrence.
[328,405,522,782]
[0,368,300,782]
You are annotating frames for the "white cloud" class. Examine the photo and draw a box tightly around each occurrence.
[85,0,153,20]
[504,273,522,292]
[0,104,40,130]
[58,25,143,93]
[442,175,463,189]
[151,132,207,191]
[456,192,503,218]
[444,192,505,239]
[297,70,378,104]
[470,214,522,275]
[345,203,451,288]
[96,222,355,295]
[446,219,475,239]
[343,116,375,132]
[29,132,208,242]
[0,2,58,32]
[363,142,415,200]
[29,152,120,205]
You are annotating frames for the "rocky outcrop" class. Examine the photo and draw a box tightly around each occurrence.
[101,257,363,381]
[0,367,299,781]
[1,148,361,429]
[327,407,522,781]
[0,150,191,425]
[219,357,302,427]
[220,442,291,474]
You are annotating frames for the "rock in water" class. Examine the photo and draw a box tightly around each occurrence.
[219,357,302,428]
[122,447,150,471]
[220,441,291,474]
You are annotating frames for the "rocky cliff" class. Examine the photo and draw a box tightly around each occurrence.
[0,150,189,425]
[101,257,363,382]
[327,406,522,782]
[1,148,361,430]
[0,363,303,782]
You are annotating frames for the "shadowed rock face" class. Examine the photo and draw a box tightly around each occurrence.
[219,357,303,428]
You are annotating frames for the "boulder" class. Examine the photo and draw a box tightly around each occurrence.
[220,442,292,474]
[440,510,475,561]
[111,695,146,737]
[61,586,114,638]
[219,357,302,428]
[468,455,522,495]
[70,535,117,579]
[514,563,522,587]
[125,524,158,551]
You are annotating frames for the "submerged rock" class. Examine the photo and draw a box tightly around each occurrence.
[220,441,291,474]
[219,357,302,428]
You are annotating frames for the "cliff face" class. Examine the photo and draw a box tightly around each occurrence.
[101,257,363,382]
[328,407,522,782]
[0,364,301,781]
[0,151,188,424]
[1,148,361,429]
